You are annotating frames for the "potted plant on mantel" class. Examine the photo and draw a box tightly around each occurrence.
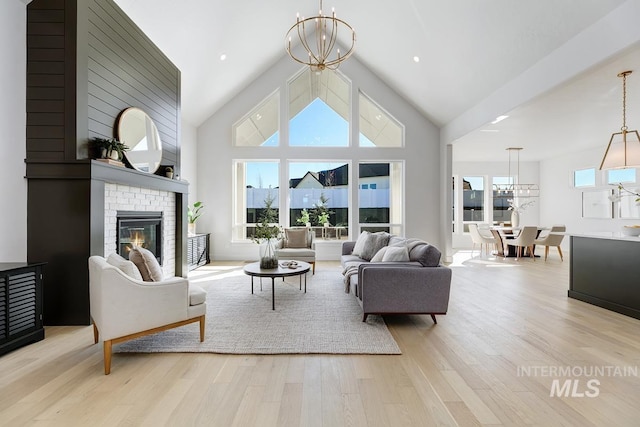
[187,201,204,235]
[89,137,129,162]
[252,193,282,269]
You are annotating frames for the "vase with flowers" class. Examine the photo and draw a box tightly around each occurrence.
[507,199,535,227]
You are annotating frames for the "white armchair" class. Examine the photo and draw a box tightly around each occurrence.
[88,255,207,374]
[275,228,316,273]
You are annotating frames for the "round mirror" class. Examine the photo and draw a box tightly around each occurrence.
[117,107,163,173]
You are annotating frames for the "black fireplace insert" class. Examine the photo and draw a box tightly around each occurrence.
[116,211,163,265]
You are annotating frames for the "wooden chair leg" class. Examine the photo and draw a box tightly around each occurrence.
[312,261,315,274]
[104,340,112,375]
[93,322,99,344]
[544,246,549,261]
[199,315,206,342]
[557,246,563,261]
[529,245,535,260]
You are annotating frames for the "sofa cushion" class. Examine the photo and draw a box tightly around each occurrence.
[388,236,408,247]
[284,228,308,248]
[360,232,391,261]
[382,246,410,262]
[189,285,207,306]
[409,243,442,267]
[129,246,164,282]
[370,246,388,262]
[277,248,316,259]
[351,231,370,257]
[106,253,143,281]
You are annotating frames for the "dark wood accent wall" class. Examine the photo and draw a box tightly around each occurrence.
[26,0,181,169]
[85,0,180,167]
[25,0,186,326]
[26,0,69,162]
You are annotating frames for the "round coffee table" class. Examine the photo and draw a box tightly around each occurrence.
[243,261,311,310]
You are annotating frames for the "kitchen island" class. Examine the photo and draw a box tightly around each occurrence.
[570,233,640,320]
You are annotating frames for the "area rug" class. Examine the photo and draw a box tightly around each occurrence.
[115,267,401,354]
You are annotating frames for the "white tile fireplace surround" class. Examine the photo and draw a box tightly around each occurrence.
[103,183,176,277]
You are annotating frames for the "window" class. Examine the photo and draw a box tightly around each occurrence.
[289,69,350,147]
[231,67,407,243]
[359,162,403,235]
[492,176,513,224]
[574,168,595,187]
[607,168,636,185]
[289,161,349,239]
[233,91,279,146]
[359,92,403,147]
[463,176,484,230]
[233,161,279,240]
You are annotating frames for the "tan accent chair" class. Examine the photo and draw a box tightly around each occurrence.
[469,223,497,256]
[88,255,206,374]
[534,225,566,261]
[505,226,538,260]
[275,228,316,273]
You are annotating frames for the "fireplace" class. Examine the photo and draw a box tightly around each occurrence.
[117,211,163,265]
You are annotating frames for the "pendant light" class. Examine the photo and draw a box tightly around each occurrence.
[600,70,640,170]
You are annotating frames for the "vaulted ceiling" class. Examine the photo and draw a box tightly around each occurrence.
[113,0,640,162]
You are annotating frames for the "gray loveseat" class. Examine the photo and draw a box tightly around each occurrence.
[341,234,452,323]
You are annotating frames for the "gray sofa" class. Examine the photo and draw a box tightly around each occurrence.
[341,236,452,323]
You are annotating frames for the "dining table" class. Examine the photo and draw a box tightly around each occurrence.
[489,226,548,257]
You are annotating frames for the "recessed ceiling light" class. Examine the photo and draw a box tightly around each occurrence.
[220,53,227,61]
[480,129,500,133]
[491,115,509,124]
[413,56,420,63]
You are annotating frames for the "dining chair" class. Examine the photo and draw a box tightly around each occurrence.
[534,225,566,261]
[469,223,497,257]
[505,226,538,260]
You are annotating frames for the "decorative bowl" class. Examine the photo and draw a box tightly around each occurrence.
[621,225,640,236]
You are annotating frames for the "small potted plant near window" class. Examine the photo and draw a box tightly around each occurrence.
[188,201,204,235]
[296,208,311,228]
[318,212,330,227]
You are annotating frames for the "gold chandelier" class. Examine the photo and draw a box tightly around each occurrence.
[600,70,640,170]
[285,0,356,72]
[493,147,540,198]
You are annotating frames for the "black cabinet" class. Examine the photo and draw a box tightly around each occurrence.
[569,236,640,320]
[188,234,210,271]
[0,263,45,356]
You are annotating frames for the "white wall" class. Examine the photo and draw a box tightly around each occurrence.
[452,160,540,249]
[540,145,637,237]
[0,1,27,262]
[180,120,198,206]
[197,54,441,261]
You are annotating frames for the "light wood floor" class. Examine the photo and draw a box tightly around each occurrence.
[2,252,640,426]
